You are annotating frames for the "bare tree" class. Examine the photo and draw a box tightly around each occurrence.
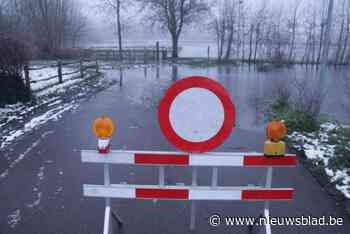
[139,0,208,58]
[287,0,301,62]
[252,2,268,63]
[302,2,318,64]
[248,23,254,63]
[314,0,324,64]
[213,10,226,60]
[240,1,247,61]
[99,0,127,59]
[67,6,88,47]
[340,1,350,64]
[334,0,346,65]
[223,0,236,60]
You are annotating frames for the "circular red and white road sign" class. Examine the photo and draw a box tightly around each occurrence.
[158,76,236,153]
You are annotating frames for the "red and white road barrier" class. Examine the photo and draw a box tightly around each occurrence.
[84,184,294,201]
[82,150,297,167]
[81,150,297,234]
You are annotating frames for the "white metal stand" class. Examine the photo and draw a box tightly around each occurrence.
[248,166,273,234]
[103,164,123,234]
[264,167,273,234]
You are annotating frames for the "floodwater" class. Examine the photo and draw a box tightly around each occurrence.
[103,63,350,131]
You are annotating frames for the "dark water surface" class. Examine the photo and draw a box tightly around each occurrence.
[104,63,350,129]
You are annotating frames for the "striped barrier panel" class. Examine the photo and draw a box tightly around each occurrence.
[81,150,297,234]
[84,184,294,201]
[82,150,297,167]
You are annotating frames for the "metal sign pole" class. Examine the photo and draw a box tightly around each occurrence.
[190,167,198,230]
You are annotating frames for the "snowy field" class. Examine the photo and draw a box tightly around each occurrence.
[288,123,350,199]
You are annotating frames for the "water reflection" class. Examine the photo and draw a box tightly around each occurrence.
[156,66,160,79]
[104,64,350,130]
[172,65,178,81]
[144,67,147,78]
[119,68,123,87]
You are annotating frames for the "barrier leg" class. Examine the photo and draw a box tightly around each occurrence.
[264,167,273,234]
[111,210,124,228]
[103,204,111,234]
[248,167,273,233]
[190,167,198,230]
[212,167,218,187]
[103,164,123,233]
[153,166,165,204]
[159,166,165,186]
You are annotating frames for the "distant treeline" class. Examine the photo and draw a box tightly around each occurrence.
[211,0,350,65]
[2,0,350,66]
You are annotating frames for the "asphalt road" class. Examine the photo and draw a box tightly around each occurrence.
[1,66,349,234]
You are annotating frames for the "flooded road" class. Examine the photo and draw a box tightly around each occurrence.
[106,63,350,127]
[1,63,349,234]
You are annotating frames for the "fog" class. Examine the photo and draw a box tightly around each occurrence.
[80,0,329,45]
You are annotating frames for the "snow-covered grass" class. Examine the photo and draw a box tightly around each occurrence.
[288,122,350,199]
[29,66,80,92]
[36,78,84,96]
[0,60,113,152]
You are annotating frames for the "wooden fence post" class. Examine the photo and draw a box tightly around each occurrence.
[95,59,99,73]
[58,60,63,83]
[156,41,160,61]
[24,64,31,91]
[162,50,167,60]
[80,60,84,78]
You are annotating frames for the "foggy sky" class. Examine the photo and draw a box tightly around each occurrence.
[78,0,334,45]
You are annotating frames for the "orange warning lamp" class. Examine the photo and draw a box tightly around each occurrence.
[92,116,115,154]
[266,120,287,142]
[264,120,287,157]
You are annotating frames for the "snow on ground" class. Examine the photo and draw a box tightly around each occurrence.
[37,78,83,97]
[0,103,76,149]
[27,166,45,209]
[7,209,21,228]
[0,104,25,128]
[28,66,80,92]
[0,60,115,182]
[288,123,350,199]
[0,60,108,151]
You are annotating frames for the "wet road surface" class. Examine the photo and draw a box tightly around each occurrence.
[1,64,349,234]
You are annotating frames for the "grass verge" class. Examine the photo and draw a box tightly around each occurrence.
[267,99,350,214]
